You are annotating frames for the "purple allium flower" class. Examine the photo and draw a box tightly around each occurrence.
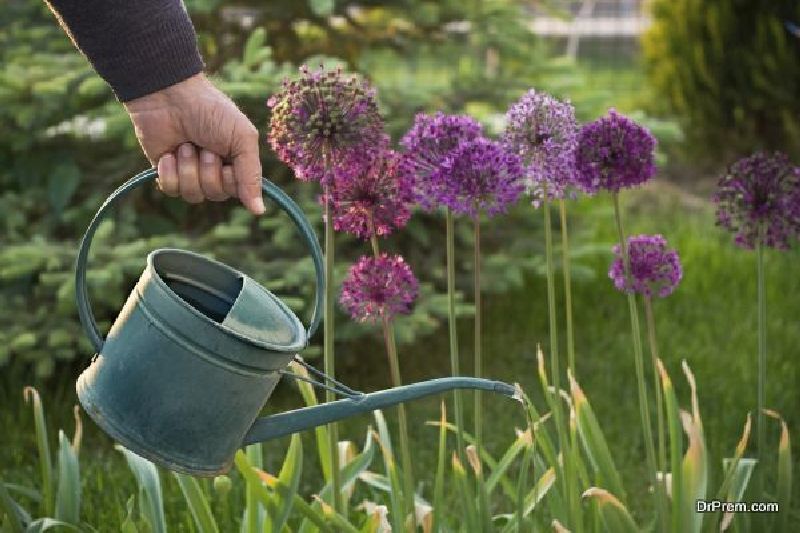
[320,144,415,240]
[433,138,524,218]
[502,89,579,204]
[267,65,384,181]
[340,254,419,322]
[400,112,484,210]
[575,109,657,194]
[609,234,682,298]
[712,151,800,250]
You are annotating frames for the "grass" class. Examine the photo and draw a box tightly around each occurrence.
[2,180,798,529]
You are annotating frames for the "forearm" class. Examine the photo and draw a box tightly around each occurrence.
[45,0,204,102]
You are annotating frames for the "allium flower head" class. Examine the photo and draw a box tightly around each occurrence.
[503,89,579,204]
[713,151,800,250]
[320,143,415,240]
[400,112,484,209]
[575,109,656,194]
[340,254,419,322]
[609,234,682,298]
[433,138,524,218]
[267,65,384,181]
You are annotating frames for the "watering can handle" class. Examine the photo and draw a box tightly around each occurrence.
[75,167,325,352]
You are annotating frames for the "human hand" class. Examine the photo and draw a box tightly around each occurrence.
[124,73,265,214]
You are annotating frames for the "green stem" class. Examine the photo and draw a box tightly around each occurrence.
[543,198,570,518]
[473,217,483,450]
[612,193,660,524]
[446,209,466,457]
[644,296,669,532]
[245,444,262,533]
[371,232,416,529]
[559,199,576,377]
[756,227,766,493]
[381,314,417,530]
[323,197,343,515]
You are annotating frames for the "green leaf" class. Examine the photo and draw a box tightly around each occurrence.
[679,362,707,533]
[719,459,757,532]
[764,409,792,533]
[23,387,53,518]
[582,488,639,533]
[234,451,330,533]
[658,358,684,533]
[174,474,219,533]
[54,431,80,524]
[24,518,81,532]
[431,402,447,533]
[290,360,332,481]
[451,452,479,532]
[372,410,405,531]
[269,434,303,533]
[0,478,27,533]
[116,446,166,533]
[569,373,626,503]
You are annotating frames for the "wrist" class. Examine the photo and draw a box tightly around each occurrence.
[124,72,209,114]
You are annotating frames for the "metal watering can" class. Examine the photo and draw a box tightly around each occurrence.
[75,168,518,476]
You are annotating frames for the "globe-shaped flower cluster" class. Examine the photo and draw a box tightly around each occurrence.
[401,112,522,216]
[267,65,384,181]
[575,109,657,194]
[503,90,579,205]
[713,151,800,250]
[340,254,419,322]
[320,141,415,240]
[609,234,682,298]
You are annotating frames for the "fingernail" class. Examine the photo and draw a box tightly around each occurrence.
[201,150,216,164]
[161,152,174,163]
[251,197,265,215]
[179,143,193,158]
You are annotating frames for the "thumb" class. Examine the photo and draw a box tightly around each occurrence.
[231,122,265,215]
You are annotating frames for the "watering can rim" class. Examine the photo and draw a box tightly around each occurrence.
[145,247,308,353]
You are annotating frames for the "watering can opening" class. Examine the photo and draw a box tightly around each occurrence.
[147,248,307,353]
[152,249,243,323]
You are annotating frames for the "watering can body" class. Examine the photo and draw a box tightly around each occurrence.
[75,169,516,476]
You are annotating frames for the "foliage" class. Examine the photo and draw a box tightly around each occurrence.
[3,356,792,531]
[643,0,800,162]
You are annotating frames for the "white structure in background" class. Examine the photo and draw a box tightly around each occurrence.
[527,0,651,58]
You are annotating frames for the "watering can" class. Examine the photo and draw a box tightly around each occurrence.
[74,168,518,476]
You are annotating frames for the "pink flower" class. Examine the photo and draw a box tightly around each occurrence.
[340,254,419,322]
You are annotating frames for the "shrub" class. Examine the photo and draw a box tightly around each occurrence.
[643,0,800,162]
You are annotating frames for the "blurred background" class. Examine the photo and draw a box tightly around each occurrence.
[2,0,799,525]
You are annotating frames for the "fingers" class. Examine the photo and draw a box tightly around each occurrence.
[231,122,265,215]
[157,153,179,197]
[221,165,237,198]
[199,149,229,201]
[175,143,203,203]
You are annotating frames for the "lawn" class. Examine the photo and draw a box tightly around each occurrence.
[3,179,797,528]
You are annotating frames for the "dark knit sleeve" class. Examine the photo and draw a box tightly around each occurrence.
[46,0,204,102]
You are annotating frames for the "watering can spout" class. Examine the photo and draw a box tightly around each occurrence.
[242,377,518,446]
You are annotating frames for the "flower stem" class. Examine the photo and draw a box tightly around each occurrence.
[323,196,343,515]
[756,227,767,493]
[558,199,576,377]
[370,232,416,529]
[612,193,660,524]
[543,197,571,517]
[473,217,483,450]
[446,209,466,456]
[644,296,669,532]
